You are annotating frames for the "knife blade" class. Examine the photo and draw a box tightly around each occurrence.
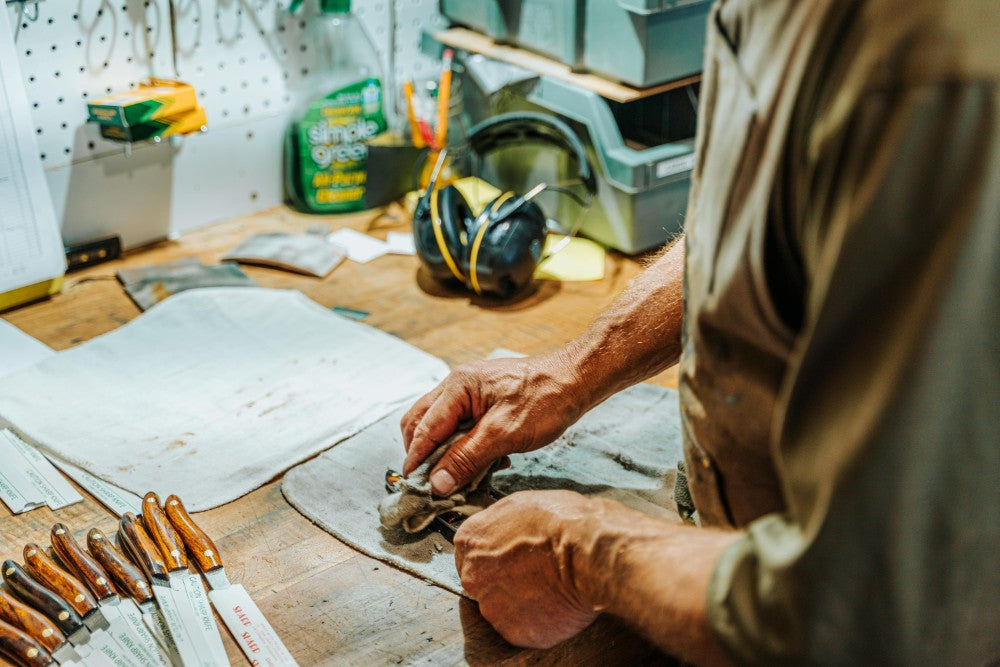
[165,495,298,666]
[50,524,170,667]
[141,493,228,666]
[0,618,54,667]
[0,588,81,665]
[85,529,179,665]
[118,512,209,667]
[21,545,140,667]
[1,561,96,661]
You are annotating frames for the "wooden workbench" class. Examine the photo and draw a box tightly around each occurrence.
[0,205,678,666]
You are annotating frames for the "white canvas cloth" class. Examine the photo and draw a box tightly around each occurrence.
[283,384,683,595]
[0,288,448,510]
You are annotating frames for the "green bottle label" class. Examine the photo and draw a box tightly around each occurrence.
[296,78,385,212]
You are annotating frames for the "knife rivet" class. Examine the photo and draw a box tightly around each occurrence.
[204,550,214,558]
[169,500,178,506]
[75,594,85,603]
[26,549,36,557]
[42,629,53,638]
[170,550,180,559]
[59,611,69,621]
[26,648,39,659]
[146,498,156,503]
[137,582,148,589]
[97,577,107,586]
[4,567,13,576]
[55,528,66,535]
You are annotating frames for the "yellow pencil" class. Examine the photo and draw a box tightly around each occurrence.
[402,80,425,148]
[435,49,454,150]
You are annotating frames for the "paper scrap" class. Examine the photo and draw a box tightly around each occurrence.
[0,429,83,513]
[386,231,416,256]
[534,234,606,282]
[118,257,256,310]
[223,232,346,278]
[0,320,54,378]
[327,229,388,264]
[0,8,66,300]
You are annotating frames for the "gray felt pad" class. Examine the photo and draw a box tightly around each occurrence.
[281,383,683,595]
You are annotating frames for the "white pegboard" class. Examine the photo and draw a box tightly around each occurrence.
[6,0,447,248]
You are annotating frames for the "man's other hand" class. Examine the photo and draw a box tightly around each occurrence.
[454,490,600,649]
[400,352,589,495]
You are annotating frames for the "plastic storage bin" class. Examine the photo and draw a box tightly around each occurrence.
[460,70,698,254]
[440,0,513,40]
[442,0,711,88]
[510,0,585,69]
[583,0,711,87]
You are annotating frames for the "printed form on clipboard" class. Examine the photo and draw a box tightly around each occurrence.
[0,7,65,312]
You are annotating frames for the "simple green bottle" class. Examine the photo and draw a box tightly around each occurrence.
[284,0,387,213]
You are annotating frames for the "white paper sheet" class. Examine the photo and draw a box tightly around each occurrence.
[0,320,54,378]
[326,229,388,263]
[0,8,66,295]
[385,231,416,256]
[0,288,449,510]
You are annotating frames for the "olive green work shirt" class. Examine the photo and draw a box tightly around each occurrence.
[679,0,1000,662]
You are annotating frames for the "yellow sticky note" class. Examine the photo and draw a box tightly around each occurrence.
[534,234,606,282]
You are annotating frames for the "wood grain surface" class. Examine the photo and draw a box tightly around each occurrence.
[0,204,678,666]
[164,496,223,573]
[141,494,188,573]
[0,588,66,653]
[21,544,97,619]
[50,523,118,601]
[0,561,83,637]
[0,620,50,667]
[86,529,154,607]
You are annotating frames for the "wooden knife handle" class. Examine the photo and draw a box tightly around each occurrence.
[0,588,66,653]
[0,619,52,667]
[86,529,154,606]
[22,545,98,620]
[141,493,188,572]
[118,513,168,582]
[1,561,84,637]
[50,524,117,603]
[164,495,223,572]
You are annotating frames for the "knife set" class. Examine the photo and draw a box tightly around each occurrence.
[0,493,297,667]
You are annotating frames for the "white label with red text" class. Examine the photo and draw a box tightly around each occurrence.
[210,585,298,666]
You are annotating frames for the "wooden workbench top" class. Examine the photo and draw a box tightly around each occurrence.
[0,205,677,666]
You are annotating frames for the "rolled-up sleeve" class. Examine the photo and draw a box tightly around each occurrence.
[707,79,1000,664]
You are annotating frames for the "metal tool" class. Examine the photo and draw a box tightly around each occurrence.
[0,617,54,667]
[50,525,170,667]
[118,511,214,667]
[164,494,298,666]
[86,529,179,666]
[21,544,143,667]
[139,493,228,666]
[0,588,80,665]
[1,560,113,665]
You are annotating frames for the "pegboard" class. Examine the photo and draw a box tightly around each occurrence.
[5,0,447,248]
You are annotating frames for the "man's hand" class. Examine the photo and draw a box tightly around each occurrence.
[456,489,739,663]
[400,352,591,495]
[454,490,600,649]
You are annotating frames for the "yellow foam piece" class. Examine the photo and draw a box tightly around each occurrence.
[534,234,606,282]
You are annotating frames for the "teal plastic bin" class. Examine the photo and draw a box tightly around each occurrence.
[583,0,712,87]
[460,71,698,254]
[440,0,513,40]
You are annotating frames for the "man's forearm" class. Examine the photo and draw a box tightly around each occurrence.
[560,237,685,410]
[569,498,738,665]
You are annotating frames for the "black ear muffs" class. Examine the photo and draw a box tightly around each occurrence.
[414,112,596,298]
